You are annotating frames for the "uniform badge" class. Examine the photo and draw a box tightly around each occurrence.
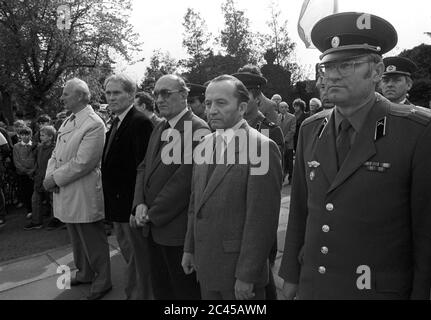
[318,118,329,139]
[374,117,387,141]
[310,170,316,181]
[308,161,320,168]
[331,36,340,48]
[386,65,397,72]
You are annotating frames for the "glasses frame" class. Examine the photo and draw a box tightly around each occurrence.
[318,59,371,77]
[152,89,182,99]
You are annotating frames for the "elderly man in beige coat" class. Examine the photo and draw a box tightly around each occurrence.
[44,78,112,300]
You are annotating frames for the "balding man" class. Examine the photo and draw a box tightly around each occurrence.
[132,75,210,300]
[44,78,112,300]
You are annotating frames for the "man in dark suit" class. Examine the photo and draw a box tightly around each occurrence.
[182,75,282,300]
[279,12,431,300]
[133,74,210,300]
[102,74,154,300]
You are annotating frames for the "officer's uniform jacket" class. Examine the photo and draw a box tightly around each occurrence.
[279,93,431,299]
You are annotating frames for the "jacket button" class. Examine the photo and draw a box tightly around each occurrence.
[318,266,326,274]
[321,247,329,255]
[326,203,334,212]
[322,225,330,233]
[116,194,120,199]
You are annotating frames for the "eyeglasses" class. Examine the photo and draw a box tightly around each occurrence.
[318,59,371,77]
[152,89,182,99]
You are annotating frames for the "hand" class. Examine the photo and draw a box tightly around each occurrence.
[43,175,57,191]
[281,282,298,300]
[129,214,138,229]
[135,203,149,227]
[234,279,255,300]
[181,252,196,275]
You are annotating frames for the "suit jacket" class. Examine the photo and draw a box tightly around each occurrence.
[46,106,106,223]
[278,93,431,300]
[278,112,296,149]
[184,123,283,292]
[258,95,279,124]
[102,107,153,223]
[132,110,210,246]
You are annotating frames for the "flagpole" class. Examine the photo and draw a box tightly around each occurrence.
[334,0,339,13]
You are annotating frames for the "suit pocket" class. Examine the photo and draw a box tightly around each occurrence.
[222,240,242,253]
[298,245,305,265]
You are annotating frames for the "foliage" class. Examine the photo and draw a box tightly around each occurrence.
[399,44,431,107]
[0,0,140,119]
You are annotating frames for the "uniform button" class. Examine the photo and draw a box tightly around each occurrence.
[326,203,334,212]
[322,225,330,233]
[321,247,329,255]
[318,266,326,274]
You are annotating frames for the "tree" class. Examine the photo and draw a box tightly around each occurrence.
[399,44,431,107]
[219,0,255,67]
[262,1,296,67]
[0,0,140,119]
[139,50,179,91]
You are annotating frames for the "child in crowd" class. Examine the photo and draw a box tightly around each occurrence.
[13,126,35,219]
[24,126,61,230]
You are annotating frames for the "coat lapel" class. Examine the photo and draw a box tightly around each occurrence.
[328,98,388,193]
[195,123,248,213]
[313,111,338,186]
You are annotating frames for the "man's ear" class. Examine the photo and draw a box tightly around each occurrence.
[373,62,385,84]
[406,77,413,91]
[238,102,248,115]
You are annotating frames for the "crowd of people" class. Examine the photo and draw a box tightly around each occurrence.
[1,11,431,301]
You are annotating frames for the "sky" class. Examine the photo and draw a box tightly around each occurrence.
[117,0,431,82]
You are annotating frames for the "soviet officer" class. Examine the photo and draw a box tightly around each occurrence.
[279,12,431,300]
[380,56,417,105]
[187,83,208,122]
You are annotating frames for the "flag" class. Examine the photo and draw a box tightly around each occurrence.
[298,0,338,48]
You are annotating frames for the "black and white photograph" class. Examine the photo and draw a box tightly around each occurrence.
[0,0,431,308]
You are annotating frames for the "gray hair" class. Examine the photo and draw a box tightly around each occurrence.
[66,78,91,104]
[309,98,322,108]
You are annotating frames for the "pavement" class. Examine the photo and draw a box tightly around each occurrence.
[0,186,291,300]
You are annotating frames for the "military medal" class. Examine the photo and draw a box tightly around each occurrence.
[310,170,316,181]
[364,161,391,172]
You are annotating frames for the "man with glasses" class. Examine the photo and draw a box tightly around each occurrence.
[132,75,210,300]
[279,12,431,300]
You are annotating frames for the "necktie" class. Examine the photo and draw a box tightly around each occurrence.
[206,135,224,185]
[104,117,119,161]
[336,118,352,169]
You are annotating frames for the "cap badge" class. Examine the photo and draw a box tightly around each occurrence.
[386,65,397,72]
[331,36,340,48]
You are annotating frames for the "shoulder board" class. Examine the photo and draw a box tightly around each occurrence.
[389,104,431,126]
[302,108,333,127]
[261,117,277,128]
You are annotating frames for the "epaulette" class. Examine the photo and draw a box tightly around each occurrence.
[302,108,333,127]
[261,117,277,128]
[389,104,431,126]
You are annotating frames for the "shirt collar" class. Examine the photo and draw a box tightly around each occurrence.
[116,104,134,126]
[168,108,188,129]
[334,94,376,135]
[215,119,247,146]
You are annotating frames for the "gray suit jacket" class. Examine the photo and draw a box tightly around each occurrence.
[184,122,283,292]
[278,113,296,149]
